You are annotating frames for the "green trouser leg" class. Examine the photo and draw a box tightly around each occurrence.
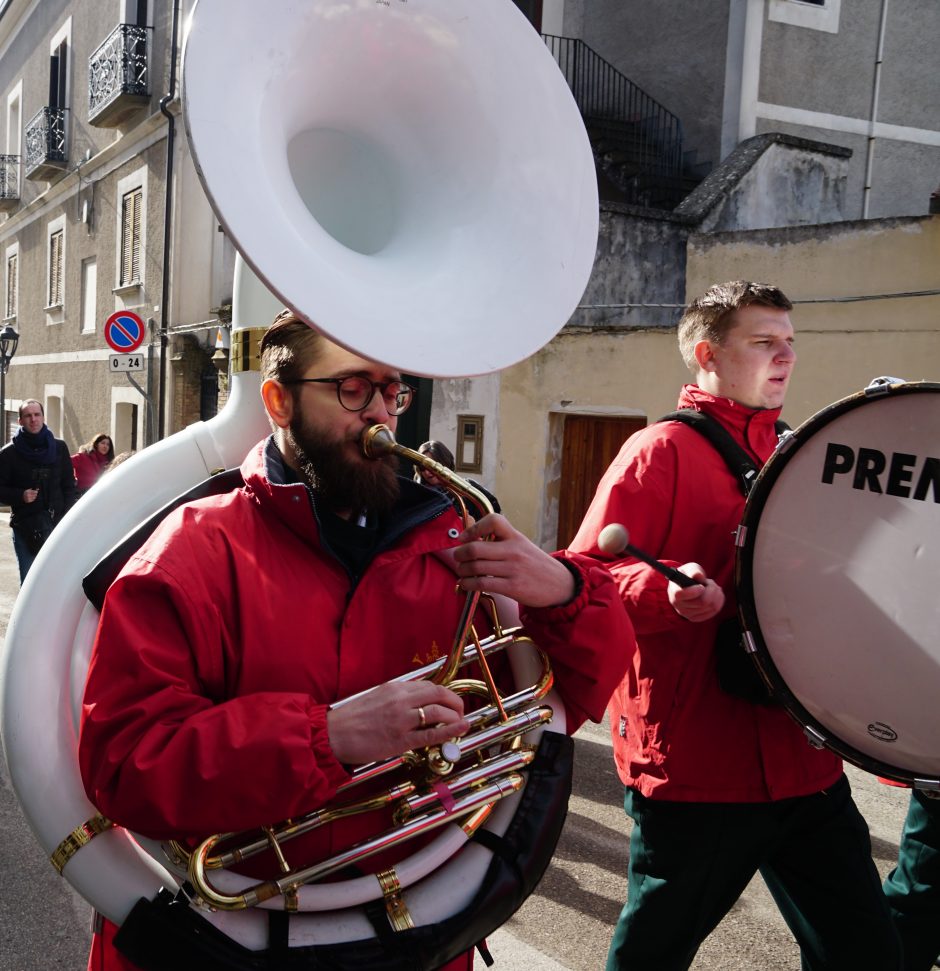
[883,791,940,971]
[758,773,900,970]
[606,776,901,971]
[605,789,760,971]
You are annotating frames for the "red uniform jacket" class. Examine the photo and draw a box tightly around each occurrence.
[71,448,109,491]
[569,385,842,803]
[79,437,633,969]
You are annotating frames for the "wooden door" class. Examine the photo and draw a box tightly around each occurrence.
[556,414,646,549]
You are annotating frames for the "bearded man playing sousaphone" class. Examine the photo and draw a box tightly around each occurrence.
[78,311,633,971]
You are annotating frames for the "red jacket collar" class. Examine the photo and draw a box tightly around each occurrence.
[677,384,783,462]
[238,436,456,558]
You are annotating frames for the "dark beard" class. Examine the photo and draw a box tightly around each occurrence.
[286,415,400,516]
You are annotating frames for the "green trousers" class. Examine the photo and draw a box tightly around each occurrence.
[606,774,901,971]
[883,790,940,971]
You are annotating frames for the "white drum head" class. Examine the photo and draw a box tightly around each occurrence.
[737,382,940,786]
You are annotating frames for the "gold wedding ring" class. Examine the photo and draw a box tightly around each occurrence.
[417,706,427,729]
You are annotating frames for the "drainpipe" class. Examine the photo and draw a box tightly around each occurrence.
[862,0,889,220]
[157,0,182,441]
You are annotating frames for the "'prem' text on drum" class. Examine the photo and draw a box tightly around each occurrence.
[822,442,940,501]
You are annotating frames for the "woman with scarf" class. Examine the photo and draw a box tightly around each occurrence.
[0,399,77,582]
[71,433,115,495]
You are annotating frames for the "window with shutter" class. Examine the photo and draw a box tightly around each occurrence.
[5,254,16,319]
[49,230,64,306]
[50,40,68,109]
[120,188,142,286]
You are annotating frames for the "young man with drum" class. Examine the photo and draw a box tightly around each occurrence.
[569,281,902,970]
[78,313,633,971]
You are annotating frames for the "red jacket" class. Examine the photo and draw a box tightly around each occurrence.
[71,448,109,491]
[79,438,631,926]
[569,385,842,802]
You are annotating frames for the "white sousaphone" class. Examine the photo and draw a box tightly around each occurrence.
[0,0,598,962]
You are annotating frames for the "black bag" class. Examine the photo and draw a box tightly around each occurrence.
[660,410,787,706]
[14,508,55,555]
[113,731,574,971]
[713,616,777,705]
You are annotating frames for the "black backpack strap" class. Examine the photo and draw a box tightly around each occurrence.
[660,410,785,707]
[659,409,762,496]
[82,467,245,611]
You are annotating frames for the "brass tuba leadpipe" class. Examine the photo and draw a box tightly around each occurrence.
[363,423,496,688]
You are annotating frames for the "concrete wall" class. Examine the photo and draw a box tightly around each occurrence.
[425,372,502,498]
[560,0,939,221]
[756,0,940,220]
[573,205,688,329]
[760,3,881,119]
[680,134,851,233]
[562,0,730,172]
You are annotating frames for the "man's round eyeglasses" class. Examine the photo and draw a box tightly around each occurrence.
[285,376,416,416]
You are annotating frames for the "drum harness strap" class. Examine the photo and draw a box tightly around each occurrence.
[658,409,789,706]
[658,409,790,498]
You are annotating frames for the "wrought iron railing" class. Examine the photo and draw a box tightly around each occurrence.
[0,155,19,203]
[89,23,151,121]
[24,107,67,176]
[542,34,684,186]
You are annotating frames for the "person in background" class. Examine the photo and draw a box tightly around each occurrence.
[71,433,115,496]
[105,450,135,472]
[0,399,77,582]
[568,280,901,970]
[414,439,501,521]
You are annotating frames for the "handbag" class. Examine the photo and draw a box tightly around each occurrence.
[14,508,55,556]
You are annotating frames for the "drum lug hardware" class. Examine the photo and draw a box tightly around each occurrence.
[742,630,758,655]
[733,525,748,548]
[803,726,827,750]
[774,431,797,454]
[913,778,940,795]
[863,376,905,396]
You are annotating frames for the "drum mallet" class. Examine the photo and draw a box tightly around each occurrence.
[597,523,702,589]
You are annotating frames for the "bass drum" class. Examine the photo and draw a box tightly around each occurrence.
[736,379,940,789]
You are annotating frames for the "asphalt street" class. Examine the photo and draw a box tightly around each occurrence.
[0,509,914,970]
[0,512,92,970]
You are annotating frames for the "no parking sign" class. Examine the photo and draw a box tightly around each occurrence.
[104,311,146,353]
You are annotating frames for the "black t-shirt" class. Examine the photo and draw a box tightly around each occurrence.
[316,506,379,578]
[281,464,380,578]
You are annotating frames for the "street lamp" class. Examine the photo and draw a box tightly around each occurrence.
[0,324,20,444]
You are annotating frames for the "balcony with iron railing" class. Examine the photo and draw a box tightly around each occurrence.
[543,35,696,210]
[89,23,151,127]
[24,107,67,180]
[0,155,19,212]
